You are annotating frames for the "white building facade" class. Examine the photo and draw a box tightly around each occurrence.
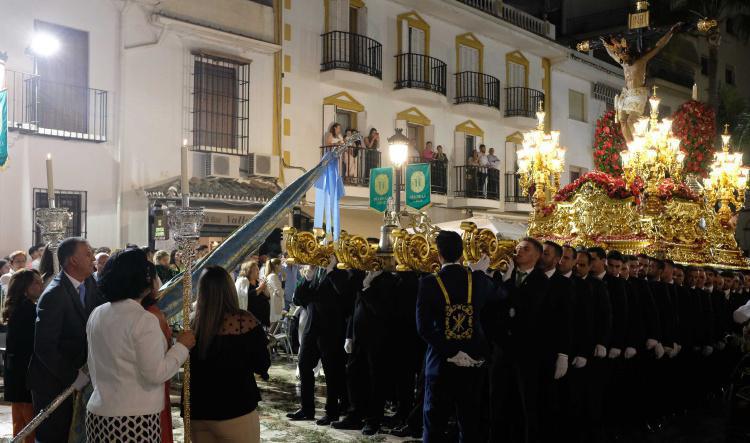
[1,0,634,252]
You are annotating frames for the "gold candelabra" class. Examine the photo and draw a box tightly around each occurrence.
[517,101,566,210]
[620,86,684,213]
[703,125,749,225]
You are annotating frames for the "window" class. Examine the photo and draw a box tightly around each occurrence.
[726,65,735,86]
[568,89,586,122]
[465,134,476,161]
[336,110,355,133]
[33,189,87,244]
[34,20,89,134]
[569,166,588,184]
[701,56,708,75]
[407,123,424,159]
[191,53,250,155]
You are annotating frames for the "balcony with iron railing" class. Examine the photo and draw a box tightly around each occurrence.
[320,145,381,187]
[505,173,530,203]
[457,0,555,39]
[505,87,544,119]
[394,53,447,96]
[321,31,383,79]
[454,166,500,200]
[407,157,448,195]
[5,70,108,142]
[454,71,501,109]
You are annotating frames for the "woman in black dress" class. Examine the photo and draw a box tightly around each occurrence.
[2,269,44,442]
[190,266,271,442]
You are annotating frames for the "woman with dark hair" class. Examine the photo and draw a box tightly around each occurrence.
[190,266,270,442]
[38,246,55,288]
[86,248,195,441]
[325,122,343,146]
[169,249,183,274]
[2,269,43,442]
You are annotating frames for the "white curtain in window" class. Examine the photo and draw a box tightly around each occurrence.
[508,61,526,88]
[459,45,479,72]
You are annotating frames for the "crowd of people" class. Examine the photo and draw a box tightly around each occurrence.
[283,232,750,442]
[0,239,270,442]
[3,232,750,442]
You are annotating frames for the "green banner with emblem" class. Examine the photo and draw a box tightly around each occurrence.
[369,167,393,212]
[406,163,431,210]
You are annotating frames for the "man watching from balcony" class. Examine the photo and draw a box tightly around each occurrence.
[479,145,489,197]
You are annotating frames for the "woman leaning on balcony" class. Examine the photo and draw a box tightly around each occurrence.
[364,128,380,180]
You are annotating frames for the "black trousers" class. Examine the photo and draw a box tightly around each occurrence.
[345,340,389,425]
[490,354,542,443]
[32,389,75,443]
[298,331,347,417]
[423,365,486,443]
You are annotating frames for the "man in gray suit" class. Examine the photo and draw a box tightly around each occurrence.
[27,237,106,442]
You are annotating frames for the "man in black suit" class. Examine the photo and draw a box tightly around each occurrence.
[333,270,398,435]
[417,231,497,442]
[27,237,106,442]
[575,249,612,442]
[489,237,551,442]
[289,256,352,425]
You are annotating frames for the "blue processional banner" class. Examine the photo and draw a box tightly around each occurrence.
[0,89,7,168]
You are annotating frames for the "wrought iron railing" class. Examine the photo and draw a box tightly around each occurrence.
[320,145,380,187]
[5,70,108,142]
[321,31,382,79]
[454,71,500,108]
[454,166,500,200]
[407,157,448,195]
[457,0,555,39]
[505,173,530,203]
[505,87,544,118]
[394,53,447,95]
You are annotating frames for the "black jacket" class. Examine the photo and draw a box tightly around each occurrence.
[293,268,352,338]
[568,275,595,358]
[348,271,398,346]
[27,273,105,394]
[4,298,36,402]
[604,274,629,351]
[546,271,574,357]
[625,278,660,349]
[417,264,498,377]
[648,280,675,345]
[585,276,613,352]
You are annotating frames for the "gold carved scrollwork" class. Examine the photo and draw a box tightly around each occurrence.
[460,222,517,272]
[334,231,384,271]
[283,227,334,267]
[392,228,441,273]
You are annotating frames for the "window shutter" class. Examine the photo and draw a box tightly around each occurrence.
[424,125,435,149]
[323,104,337,144]
[356,110,367,133]
[454,131,466,165]
[338,0,350,31]
[357,6,368,36]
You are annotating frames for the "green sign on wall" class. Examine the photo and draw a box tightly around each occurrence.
[369,167,393,212]
[406,163,431,210]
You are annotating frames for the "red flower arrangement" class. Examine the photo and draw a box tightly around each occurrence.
[657,178,700,202]
[592,110,627,176]
[554,171,643,204]
[671,100,716,178]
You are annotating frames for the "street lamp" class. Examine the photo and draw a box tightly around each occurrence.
[388,128,409,217]
[29,32,60,57]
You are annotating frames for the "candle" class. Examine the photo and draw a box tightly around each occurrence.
[46,153,55,208]
[181,139,189,196]
[692,83,698,101]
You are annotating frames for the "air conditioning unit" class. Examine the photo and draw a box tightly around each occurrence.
[196,153,242,179]
[241,153,280,178]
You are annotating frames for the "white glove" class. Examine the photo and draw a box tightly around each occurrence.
[646,338,658,350]
[664,345,673,357]
[624,347,637,359]
[344,338,353,354]
[703,345,714,357]
[608,348,622,359]
[73,369,90,391]
[594,344,607,358]
[571,356,587,368]
[362,270,382,291]
[469,255,491,274]
[554,354,568,379]
[301,266,315,282]
[447,351,483,368]
[325,256,337,275]
[655,343,665,359]
[502,260,515,282]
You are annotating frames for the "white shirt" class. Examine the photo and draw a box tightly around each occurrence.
[86,299,188,417]
[544,268,556,278]
[65,272,83,290]
[563,270,573,278]
[265,273,284,323]
[594,271,606,280]
[235,276,250,310]
[479,154,489,167]
[0,271,14,291]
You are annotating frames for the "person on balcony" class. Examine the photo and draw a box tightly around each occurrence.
[422,141,434,162]
[478,145,490,198]
[466,151,480,198]
[364,128,380,180]
[433,145,447,162]
[345,128,360,182]
[487,148,501,197]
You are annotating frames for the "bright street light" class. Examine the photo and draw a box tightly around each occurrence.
[30,32,60,57]
[387,128,409,167]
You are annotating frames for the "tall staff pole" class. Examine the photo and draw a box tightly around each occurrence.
[170,140,204,442]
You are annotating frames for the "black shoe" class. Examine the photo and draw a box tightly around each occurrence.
[362,423,380,436]
[316,415,338,426]
[331,416,363,430]
[391,424,421,438]
[286,409,314,421]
